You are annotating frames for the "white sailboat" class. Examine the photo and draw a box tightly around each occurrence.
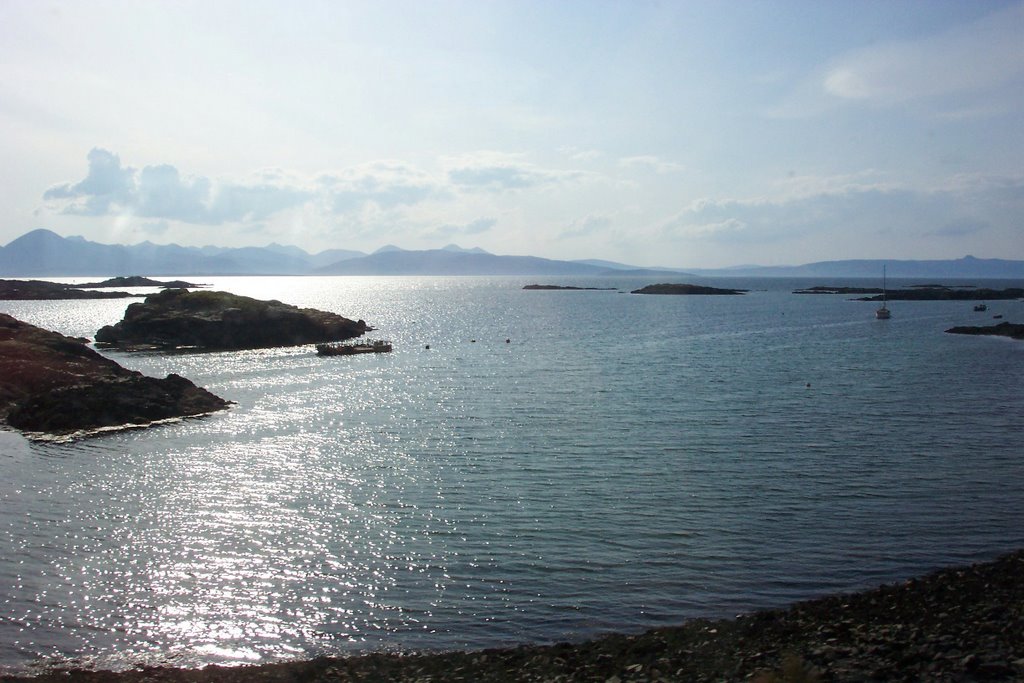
[875,265,891,319]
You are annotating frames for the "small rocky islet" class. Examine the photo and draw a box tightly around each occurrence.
[631,283,747,295]
[95,288,370,351]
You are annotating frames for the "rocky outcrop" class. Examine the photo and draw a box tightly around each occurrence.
[0,279,141,300]
[72,276,207,289]
[946,321,1024,340]
[95,289,370,350]
[0,313,229,436]
[631,283,747,295]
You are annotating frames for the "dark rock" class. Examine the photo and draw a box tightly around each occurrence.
[7,373,229,433]
[631,283,746,295]
[0,279,141,300]
[0,313,229,436]
[945,321,1024,340]
[95,289,370,350]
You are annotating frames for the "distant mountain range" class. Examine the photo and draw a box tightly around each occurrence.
[2,229,1023,279]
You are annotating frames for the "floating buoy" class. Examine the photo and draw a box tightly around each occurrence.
[425,344,430,350]
[505,338,510,344]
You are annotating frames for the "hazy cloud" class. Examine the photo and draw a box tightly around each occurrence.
[822,3,1024,106]
[925,218,989,238]
[662,175,1023,246]
[559,214,612,240]
[429,217,497,240]
[444,151,587,192]
[618,155,684,174]
[321,161,444,213]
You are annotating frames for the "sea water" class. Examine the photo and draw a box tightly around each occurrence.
[1,275,1023,674]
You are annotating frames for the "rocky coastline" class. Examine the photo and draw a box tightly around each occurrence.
[4,550,1022,682]
[95,289,369,351]
[0,313,229,437]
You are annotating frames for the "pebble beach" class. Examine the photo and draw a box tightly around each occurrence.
[4,549,1022,682]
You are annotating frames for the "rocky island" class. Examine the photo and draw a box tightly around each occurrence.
[73,276,207,289]
[95,289,370,351]
[946,321,1024,340]
[0,279,141,300]
[631,283,747,295]
[854,286,1024,302]
[0,313,229,436]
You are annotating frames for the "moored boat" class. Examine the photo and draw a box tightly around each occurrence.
[317,340,392,356]
[875,266,891,319]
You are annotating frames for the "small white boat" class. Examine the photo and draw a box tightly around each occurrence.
[875,266,891,319]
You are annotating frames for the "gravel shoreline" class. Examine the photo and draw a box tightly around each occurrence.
[4,549,1023,682]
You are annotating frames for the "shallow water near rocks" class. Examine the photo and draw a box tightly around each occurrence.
[1,275,1023,675]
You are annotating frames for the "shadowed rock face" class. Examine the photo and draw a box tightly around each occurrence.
[0,313,229,436]
[95,289,369,350]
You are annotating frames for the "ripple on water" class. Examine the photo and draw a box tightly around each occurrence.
[2,277,1023,673]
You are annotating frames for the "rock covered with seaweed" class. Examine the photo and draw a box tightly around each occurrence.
[95,289,370,350]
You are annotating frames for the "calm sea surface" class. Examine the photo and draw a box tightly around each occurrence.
[1,275,1023,674]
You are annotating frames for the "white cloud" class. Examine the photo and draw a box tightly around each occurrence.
[43,148,312,224]
[42,148,135,215]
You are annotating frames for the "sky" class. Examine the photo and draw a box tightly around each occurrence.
[1,0,1022,268]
